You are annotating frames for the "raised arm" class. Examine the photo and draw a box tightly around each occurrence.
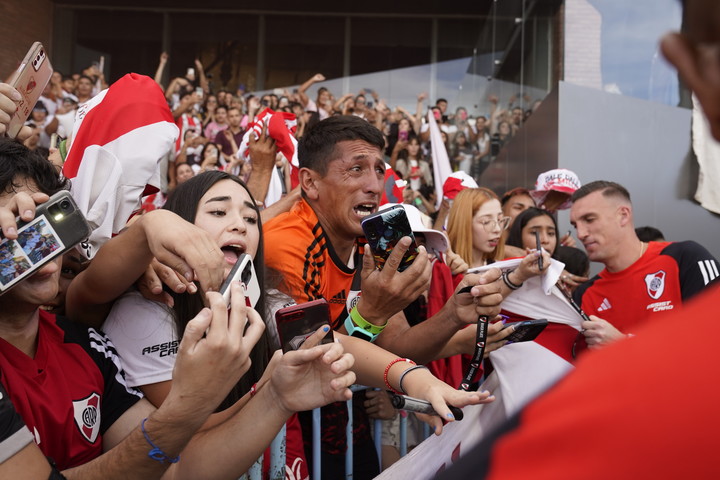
[65,209,224,327]
[297,73,325,107]
[154,52,169,88]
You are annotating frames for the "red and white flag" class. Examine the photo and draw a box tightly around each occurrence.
[380,163,407,205]
[62,73,178,259]
[470,258,581,415]
[237,109,299,207]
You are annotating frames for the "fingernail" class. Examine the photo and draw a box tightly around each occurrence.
[23,210,33,219]
[323,325,330,332]
[185,271,193,281]
[187,283,197,293]
[446,413,455,420]
[176,284,186,292]
[10,89,21,101]
[6,227,16,236]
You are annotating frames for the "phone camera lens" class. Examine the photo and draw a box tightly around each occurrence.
[60,200,71,210]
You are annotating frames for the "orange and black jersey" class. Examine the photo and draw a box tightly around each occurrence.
[264,198,364,329]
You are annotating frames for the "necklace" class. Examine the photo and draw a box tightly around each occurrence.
[638,241,647,262]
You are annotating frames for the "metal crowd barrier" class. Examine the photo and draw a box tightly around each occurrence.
[241,385,431,480]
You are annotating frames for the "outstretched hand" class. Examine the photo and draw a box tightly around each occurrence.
[401,366,494,435]
[268,326,356,414]
[170,287,265,418]
[141,209,225,293]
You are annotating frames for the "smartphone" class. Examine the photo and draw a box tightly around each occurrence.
[219,253,261,309]
[186,67,195,78]
[195,87,204,100]
[275,299,334,353]
[361,205,419,272]
[7,42,53,139]
[0,191,92,295]
[398,130,409,142]
[504,319,548,343]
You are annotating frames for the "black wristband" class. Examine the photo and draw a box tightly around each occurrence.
[502,270,523,290]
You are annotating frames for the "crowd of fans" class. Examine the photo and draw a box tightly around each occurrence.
[2,3,720,476]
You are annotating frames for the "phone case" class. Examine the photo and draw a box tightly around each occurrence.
[0,191,92,294]
[361,205,419,272]
[275,299,333,352]
[8,42,54,139]
[505,319,549,343]
[219,253,261,308]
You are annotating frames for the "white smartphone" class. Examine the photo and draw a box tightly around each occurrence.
[7,42,53,139]
[219,253,261,309]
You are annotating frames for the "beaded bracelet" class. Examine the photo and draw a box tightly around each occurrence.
[502,270,523,290]
[398,365,429,395]
[141,418,180,464]
[383,358,416,394]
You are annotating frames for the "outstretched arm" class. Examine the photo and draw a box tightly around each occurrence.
[66,209,224,328]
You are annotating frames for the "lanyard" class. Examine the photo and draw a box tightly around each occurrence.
[458,315,489,391]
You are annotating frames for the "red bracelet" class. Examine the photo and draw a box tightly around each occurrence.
[383,358,416,394]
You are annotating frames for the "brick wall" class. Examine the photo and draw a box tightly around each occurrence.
[0,0,54,81]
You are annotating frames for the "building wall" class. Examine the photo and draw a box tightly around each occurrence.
[0,0,54,80]
[556,81,720,266]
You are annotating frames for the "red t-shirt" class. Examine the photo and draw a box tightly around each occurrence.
[0,311,141,469]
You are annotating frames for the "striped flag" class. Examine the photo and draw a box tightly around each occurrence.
[427,110,454,207]
[237,109,299,207]
[62,73,179,259]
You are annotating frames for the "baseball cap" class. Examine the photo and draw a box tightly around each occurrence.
[378,203,449,255]
[530,169,581,210]
[442,171,478,200]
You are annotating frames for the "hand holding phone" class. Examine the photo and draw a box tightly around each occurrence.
[6,42,53,139]
[276,299,334,353]
[0,191,91,294]
[361,205,419,272]
[535,231,543,271]
[503,318,548,343]
[219,253,261,309]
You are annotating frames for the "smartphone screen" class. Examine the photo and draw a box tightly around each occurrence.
[361,205,419,272]
[7,42,53,139]
[276,299,333,352]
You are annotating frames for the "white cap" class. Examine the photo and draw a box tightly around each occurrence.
[378,203,449,254]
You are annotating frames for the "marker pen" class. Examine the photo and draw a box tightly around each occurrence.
[390,393,464,420]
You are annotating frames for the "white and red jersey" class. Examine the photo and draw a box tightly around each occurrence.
[0,311,142,469]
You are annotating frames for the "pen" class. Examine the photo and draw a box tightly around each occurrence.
[535,230,543,271]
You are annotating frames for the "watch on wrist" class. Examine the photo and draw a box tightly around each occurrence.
[344,315,376,342]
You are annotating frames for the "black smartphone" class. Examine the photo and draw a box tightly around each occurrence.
[361,205,419,272]
[275,299,334,353]
[504,319,548,343]
[0,191,92,295]
[219,253,261,309]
